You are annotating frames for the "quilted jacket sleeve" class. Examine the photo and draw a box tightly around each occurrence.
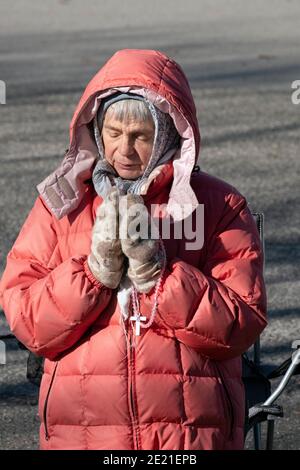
[0,197,112,360]
[141,193,267,361]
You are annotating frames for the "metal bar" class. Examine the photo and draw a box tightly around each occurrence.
[254,423,262,450]
[266,420,275,450]
[252,212,264,368]
[254,336,261,366]
[264,349,300,406]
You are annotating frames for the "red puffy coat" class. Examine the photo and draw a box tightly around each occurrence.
[0,49,267,450]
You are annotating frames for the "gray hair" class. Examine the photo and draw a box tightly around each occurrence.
[105,98,153,124]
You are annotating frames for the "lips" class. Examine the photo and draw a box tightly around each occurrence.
[118,162,139,170]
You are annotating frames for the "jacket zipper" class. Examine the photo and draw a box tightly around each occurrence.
[43,362,58,441]
[215,362,235,441]
[128,329,140,450]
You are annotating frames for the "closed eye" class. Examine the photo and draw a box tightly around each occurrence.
[108,132,121,138]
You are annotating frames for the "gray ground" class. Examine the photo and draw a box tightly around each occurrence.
[0,0,299,450]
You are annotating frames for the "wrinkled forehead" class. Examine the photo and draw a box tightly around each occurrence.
[103,112,155,132]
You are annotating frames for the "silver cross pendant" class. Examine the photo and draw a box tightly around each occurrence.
[130,312,147,336]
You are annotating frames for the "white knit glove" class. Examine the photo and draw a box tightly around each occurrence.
[88,188,125,289]
[119,193,163,293]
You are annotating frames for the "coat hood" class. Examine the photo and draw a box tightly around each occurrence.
[37,49,201,221]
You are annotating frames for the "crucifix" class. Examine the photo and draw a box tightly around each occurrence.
[130,312,147,336]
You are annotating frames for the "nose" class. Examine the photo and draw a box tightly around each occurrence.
[118,135,135,157]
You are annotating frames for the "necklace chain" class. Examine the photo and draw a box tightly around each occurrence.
[130,238,166,334]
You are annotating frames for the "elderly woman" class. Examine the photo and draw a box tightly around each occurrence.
[0,49,267,450]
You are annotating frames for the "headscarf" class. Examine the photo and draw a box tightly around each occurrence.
[92,91,180,197]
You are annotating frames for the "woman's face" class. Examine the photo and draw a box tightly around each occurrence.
[101,113,155,180]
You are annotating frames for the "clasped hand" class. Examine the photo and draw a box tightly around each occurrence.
[88,188,162,292]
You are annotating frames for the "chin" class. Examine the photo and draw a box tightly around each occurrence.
[117,169,142,180]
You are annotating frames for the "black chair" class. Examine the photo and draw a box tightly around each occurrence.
[242,213,300,450]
